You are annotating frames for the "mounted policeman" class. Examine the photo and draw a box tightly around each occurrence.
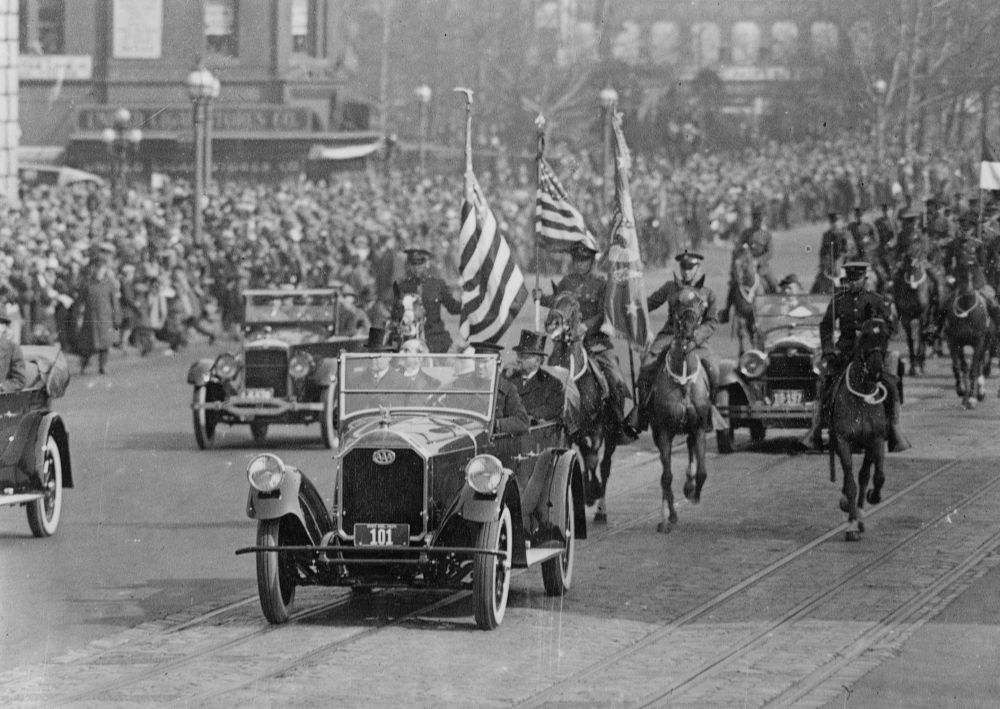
[719,205,777,324]
[803,261,910,453]
[392,247,461,353]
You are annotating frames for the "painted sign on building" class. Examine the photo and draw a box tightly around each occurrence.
[18,55,93,81]
[112,0,163,59]
[76,106,314,134]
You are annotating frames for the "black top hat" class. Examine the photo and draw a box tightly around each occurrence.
[469,341,504,354]
[405,248,432,265]
[842,261,869,279]
[570,242,598,258]
[512,330,547,356]
[365,326,398,352]
[675,250,704,267]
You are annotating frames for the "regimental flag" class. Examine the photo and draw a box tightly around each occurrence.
[980,140,1000,190]
[535,158,598,253]
[458,168,528,343]
[603,111,651,350]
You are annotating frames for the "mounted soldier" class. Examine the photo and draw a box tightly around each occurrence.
[393,247,461,354]
[803,262,910,453]
[720,205,777,323]
[634,250,719,433]
[847,207,887,292]
[941,211,1000,331]
[534,242,632,432]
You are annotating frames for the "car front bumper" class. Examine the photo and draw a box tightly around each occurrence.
[192,396,324,421]
[718,402,815,428]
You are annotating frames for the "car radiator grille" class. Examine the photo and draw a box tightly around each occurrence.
[244,348,288,397]
[341,449,425,532]
[765,353,816,400]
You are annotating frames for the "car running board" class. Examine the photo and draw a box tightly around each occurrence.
[0,492,45,506]
[524,547,563,567]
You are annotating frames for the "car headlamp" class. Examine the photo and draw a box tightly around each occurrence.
[464,455,506,495]
[247,453,286,493]
[289,351,315,380]
[812,352,828,376]
[213,353,238,380]
[738,349,768,378]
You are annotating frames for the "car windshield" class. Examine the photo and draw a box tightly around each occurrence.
[244,290,338,324]
[756,294,829,334]
[339,353,497,422]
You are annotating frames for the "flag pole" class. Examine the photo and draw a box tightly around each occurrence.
[454,87,474,176]
[533,114,546,331]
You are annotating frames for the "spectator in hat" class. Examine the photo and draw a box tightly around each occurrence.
[76,253,122,374]
[333,283,371,337]
[0,312,27,393]
[393,247,461,353]
[508,330,563,423]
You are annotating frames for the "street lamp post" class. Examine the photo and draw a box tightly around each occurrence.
[599,86,619,204]
[415,84,432,173]
[186,67,221,247]
[100,108,142,207]
[873,78,887,163]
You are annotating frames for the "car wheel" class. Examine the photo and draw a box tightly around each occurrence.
[715,388,735,454]
[541,482,575,596]
[749,422,766,444]
[192,386,217,450]
[256,518,297,624]
[473,505,512,630]
[250,421,269,445]
[26,434,62,538]
[320,386,337,449]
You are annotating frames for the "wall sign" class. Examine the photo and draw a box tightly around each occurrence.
[18,55,93,81]
[77,106,314,133]
[112,0,163,59]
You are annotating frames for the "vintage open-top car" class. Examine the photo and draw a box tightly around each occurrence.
[236,352,586,630]
[0,345,73,537]
[187,288,365,449]
[715,294,830,452]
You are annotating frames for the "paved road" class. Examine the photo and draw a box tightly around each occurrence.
[2,225,999,706]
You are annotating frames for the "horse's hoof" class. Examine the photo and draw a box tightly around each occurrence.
[845,530,860,542]
[866,489,881,505]
[688,491,701,505]
[964,399,975,410]
[593,511,607,524]
[977,390,986,402]
[839,495,851,513]
[683,478,696,500]
[656,521,672,534]
[857,520,865,533]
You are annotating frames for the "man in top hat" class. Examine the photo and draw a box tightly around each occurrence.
[634,250,719,432]
[803,261,909,452]
[508,330,564,423]
[457,341,529,435]
[720,205,777,323]
[0,312,27,393]
[534,241,632,431]
[393,247,461,354]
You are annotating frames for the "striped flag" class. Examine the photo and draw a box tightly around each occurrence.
[535,158,598,253]
[981,140,1000,190]
[458,169,528,343]
[604,111,651,350]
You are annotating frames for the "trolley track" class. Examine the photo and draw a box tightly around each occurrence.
[42,443,796,705]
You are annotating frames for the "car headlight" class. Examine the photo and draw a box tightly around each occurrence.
[465,455,506,495]
[247,453,285,492]
[738,349,768,378]
[213,353,238,380]
[812,352,828,376]
[289,351,315,380]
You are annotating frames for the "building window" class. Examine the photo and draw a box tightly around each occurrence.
[205,0,238,57]
[691,23,720,67]
[771,22,799,63]
[811,22,839,58]
[291,0,320,56]
[649,22,679,66]
[731,22,761,65]
[19,0,65,55]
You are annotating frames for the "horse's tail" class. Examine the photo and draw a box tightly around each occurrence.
[828,432,836,483]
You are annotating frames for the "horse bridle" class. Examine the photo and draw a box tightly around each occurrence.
[844,361,887,405]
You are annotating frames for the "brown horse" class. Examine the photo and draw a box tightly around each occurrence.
[943,260,993,408]
[729,245,760,356]
[828,319,890,542]
[891,247,934,376]
[545,292,620,523]
[649,287,711,533]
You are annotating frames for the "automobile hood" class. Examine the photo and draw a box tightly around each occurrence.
[340,414,487,459]
[764,327,821,352]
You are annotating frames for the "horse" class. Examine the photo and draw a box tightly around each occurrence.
[387,282,426,347]
[891,247,934,376]
[729,245,760,356]
[544,292,620,523]
[649,287,712,533]
[943,259,993,408]
[827,319,890,542]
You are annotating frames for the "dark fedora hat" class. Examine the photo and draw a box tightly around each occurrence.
[570,241,598,259]
[512,330,547,356]
[365,326,398,352]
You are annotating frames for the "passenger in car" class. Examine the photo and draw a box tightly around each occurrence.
[508,330,563,423]
[459,342,529,435]
[0,314,28,393]
[363,327,403,390]
[399,339,440,389]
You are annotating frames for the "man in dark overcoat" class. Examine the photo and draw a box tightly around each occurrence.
[394,248,461,353]
[76,254,122,374]
[507,330,563,423]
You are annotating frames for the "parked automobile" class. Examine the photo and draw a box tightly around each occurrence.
[18,163,106,188]
[187,288,365,449]
[0,345,73,537]
[237,352,586,630]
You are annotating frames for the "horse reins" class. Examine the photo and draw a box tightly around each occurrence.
[665,349,702,386]
[738,271,760,303]
[952,291,983,319]
[844,361,887,405]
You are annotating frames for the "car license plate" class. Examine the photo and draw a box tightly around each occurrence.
[354,523,409,547]
[772,389,803,406]
[244,388,274,400]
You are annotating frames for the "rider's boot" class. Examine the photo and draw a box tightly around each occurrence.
[718,281,735,324]
[801,374,828,450]
[882,373,911,453]
[631,364,656,434]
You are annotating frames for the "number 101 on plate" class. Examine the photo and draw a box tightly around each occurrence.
[354,523,409,547]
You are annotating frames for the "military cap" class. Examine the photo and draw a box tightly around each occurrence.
[843,262,870,280]
[675,250,704,268]
[512,330,547,356]
[404,248,432,265]
[570,242,598,259]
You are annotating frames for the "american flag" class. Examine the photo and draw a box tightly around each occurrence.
[535,158,598,253]
[604,111,652,350]
[458,169,528,343]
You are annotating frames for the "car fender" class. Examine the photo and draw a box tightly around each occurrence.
[246,467,333,544]
[311,357,338,387]
[718,359,741,387]
[6,411,74,489]
[545,449,587,540]
[456,473,527,567]
[187,358,215,386]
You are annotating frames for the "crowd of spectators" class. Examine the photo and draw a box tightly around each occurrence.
[0,131,978,368]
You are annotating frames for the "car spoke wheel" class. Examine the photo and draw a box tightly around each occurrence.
[542,482,575,596]
[320,386,337,449]
[250,421,269,445]
[192,386,217,450]
[256,518,297,624]
[473,505,512,630]
[26,435,62,538]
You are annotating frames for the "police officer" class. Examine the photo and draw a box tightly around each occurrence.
[634,250,719,433]
[394,247,461,354]
[941,212,1000,331]
[534,242,632,430]
[848,207,887,292]
[720,206,777,323]
[803,262,910,452]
